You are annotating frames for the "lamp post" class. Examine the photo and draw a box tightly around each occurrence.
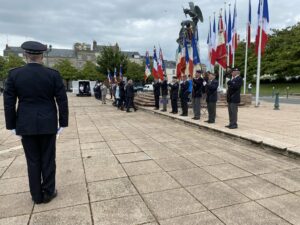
[46,44,52,67]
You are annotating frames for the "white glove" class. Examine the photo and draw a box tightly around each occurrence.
[11,129,22,139]
[57,127,64,135]
[203,81,207,86]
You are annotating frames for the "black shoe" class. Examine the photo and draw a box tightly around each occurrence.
[154,108,159,110]
[208,121,215,124]
[225,125,231,128]
[173,112,178,114]
[134,108,138,112]
[180,114,188,117]
[192,117,200,120]
[169,111,174,114]
[229,125,238,129]
[126,110,131,113]
[32,198,43,204]
[161,109,167,112]
[43,190,57,204]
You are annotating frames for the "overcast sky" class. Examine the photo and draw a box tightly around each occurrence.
[0,0,299,65]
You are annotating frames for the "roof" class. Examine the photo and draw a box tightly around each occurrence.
[48,49,75,58]
[122,51,140,58]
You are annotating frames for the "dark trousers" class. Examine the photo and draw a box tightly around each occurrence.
[154,95,160,109]
[192,97,201,119]
[21,134,56,202]
[126,97,137,111]
[207,102,216,122]
[228,103,238,126]
[171,98,178,113]
[181,97,188,115]
[118,96,125,109]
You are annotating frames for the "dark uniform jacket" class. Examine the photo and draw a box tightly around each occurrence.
[192,77,204,98]
[3,63,68,135]
[180,81,190,99]
[153,82,161,96]
[161,80,168,96]
[169,82,179,99]
[227,75,243,103]
[126,83,135,98]
[119,81,125,98]
[206,79,219,103]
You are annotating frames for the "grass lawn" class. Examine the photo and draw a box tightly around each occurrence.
[242,83,300,96]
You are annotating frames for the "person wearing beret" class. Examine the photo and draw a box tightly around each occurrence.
[3,41,69,204]
[168,76,179,114]
[192,70,204,120]
[205,72,219,123]
[226,67,243,129]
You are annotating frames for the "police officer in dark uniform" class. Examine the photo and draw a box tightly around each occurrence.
[192,70,204,120]
[226,67,243,129]
[205,72,219,123]
[3,41,68,204]
[153,79,161,110]
[118,78,125,110]
[125,79,137,112]
[169,76,179,114]
[180,75,190,116]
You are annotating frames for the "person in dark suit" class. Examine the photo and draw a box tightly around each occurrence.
[153,79,161,110]
[205,72,219,123]
[192,70,204,120]
[3,41,68,204]
[226,67,243,129]
[125,79,137,112]
[168,76,179,114]
[180,75,190,116]
[118,78,125,110]
[161,76,168,112]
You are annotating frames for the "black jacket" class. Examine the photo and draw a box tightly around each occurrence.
[227,76,243,103]
[161,80,168,96]
[206,79,219,103]
[119,81,125,98]
[192,77,204,98]
[3,63,68,135]
[180,80,190,99]
[169,82,179,99]
[126,83,135,98]
[153,82,161,96]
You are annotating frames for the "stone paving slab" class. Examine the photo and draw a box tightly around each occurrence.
[212,201,291,225]
[0,95,299,224]
[257,193,300,225]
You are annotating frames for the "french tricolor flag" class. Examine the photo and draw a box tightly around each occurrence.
[152,47,159,79]
[256,0,269,55]
[247,0,252,47]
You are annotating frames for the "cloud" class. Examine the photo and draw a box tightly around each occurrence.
[0,0,298,66]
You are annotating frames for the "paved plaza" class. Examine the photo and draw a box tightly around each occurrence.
[0,94,299,225]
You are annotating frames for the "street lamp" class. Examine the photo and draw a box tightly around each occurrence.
[46,44,52,67]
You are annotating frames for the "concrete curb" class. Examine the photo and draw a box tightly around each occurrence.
[138,106,300,159]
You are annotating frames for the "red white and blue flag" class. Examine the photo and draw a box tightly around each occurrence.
[211,15,217,66]
[247,0,252,47]
[184,38,193,76]
[256,0,269,55]
[144,51,151,80]
[231,2,238,53]
[216,14,227,69]
[152,47,159,79]
[113,67,117,80]
[158,48,164,80]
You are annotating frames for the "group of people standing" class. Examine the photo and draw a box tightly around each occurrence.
[153,67,243,129]
[96,78,138,112]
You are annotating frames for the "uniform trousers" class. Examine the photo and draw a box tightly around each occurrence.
[154,95,160,109]
[171,98,178,113]
[181,97,188,115]
[228,103,238,126]
[207,102,216,122]
[192,97,201,119]
[21,134,56,202]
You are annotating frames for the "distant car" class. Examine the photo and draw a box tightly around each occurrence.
[143,84,154,92]
[134,85,144,92]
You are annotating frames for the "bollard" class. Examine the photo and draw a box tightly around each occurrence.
[272,86,275,98]
[274,92,280,110]
[286,87,289,99]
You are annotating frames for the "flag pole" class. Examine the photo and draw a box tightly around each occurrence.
[244,22,249,94]
[255,0,264,107]
[227,3,231,71]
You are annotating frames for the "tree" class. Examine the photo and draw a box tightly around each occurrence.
[96,45,128,78]
[126,61,145,82]
[53,59,78,90]
[0,54,25,80]
[79,61,105,81]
